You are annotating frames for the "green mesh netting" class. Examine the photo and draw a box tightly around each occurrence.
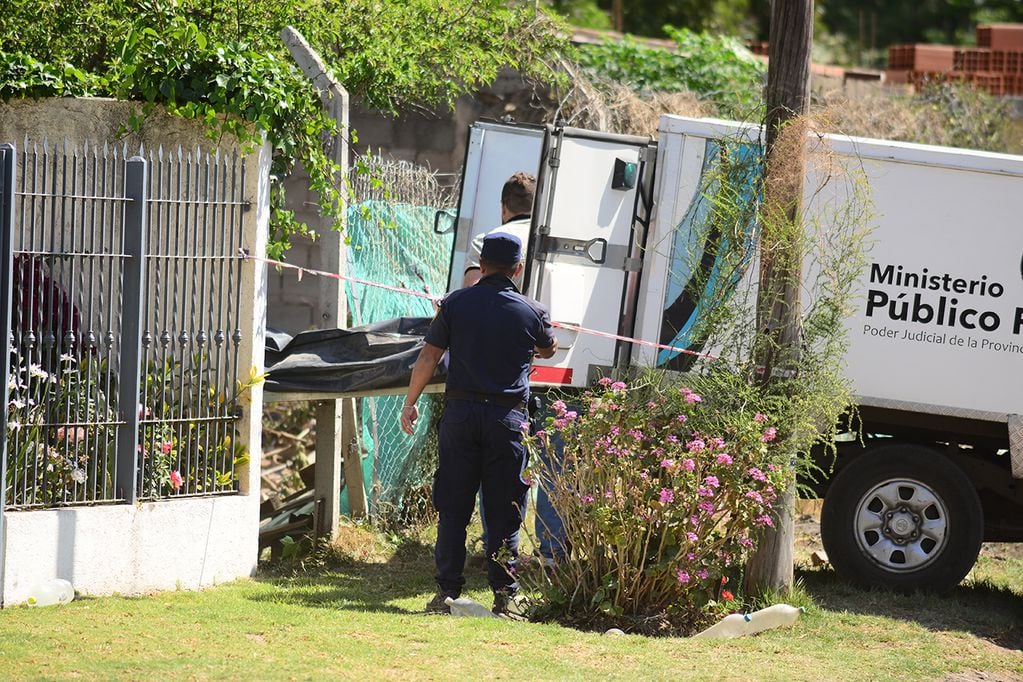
[340,194,454,518]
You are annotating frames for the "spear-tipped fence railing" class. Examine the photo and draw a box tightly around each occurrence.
[2,139,249,509]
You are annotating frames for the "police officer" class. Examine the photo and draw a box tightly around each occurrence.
[401,232,558,615]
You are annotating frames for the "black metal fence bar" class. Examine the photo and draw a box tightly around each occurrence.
[1,144,16,596]
[114,156,147,503]
[136,147,243,500]
[3,142,131,507]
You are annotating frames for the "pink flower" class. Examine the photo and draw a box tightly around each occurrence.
[696,568,709,580]
[676,570,690,584]
[703,475,720,488]
[646,401,657,409]
[738,536,754,548]
[659,488,674,505]
[640,471,649,479]
[553,418,568,429]
[761,427,778,443]
[686,552,696,561]
[666,434,678,443]
[660,458,675,469]
[686,532,698,542]
[690,515,699,527]
[710,437,726,450]
[160,441,173,455]
[610,381,627,391]
[627,429,644,441]
[57,426,86,443]
[169,470,183,491]
[716,453,733,465]
[675,414,687,423]
[552,400,567,416]
[598,376,613,386]
[698,501,714,514]
[748,467,768,482]
[685,392,703,404]
[604,490,614,499]
[681,458,695,472]
[580,494,595,503]
[755,514,774,528]
[686,438,706,452]
[698,486,714,498]
[754,412,768,423]
[745,491,764,504]
[564,410,578,421]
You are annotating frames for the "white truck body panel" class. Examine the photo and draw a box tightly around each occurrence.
[639,116,1023,427]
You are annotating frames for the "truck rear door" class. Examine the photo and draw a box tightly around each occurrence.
[444,121,655,389]
[528,126,656,388]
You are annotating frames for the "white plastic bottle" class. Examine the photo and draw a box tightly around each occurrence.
[694,604,802,639]
[26,579,75,607]
[445,596,497,618]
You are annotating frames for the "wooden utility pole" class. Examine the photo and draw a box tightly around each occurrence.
[612,0,624,33]
[744,0,814,595]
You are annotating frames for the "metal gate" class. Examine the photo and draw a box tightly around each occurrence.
[1,140,249,509]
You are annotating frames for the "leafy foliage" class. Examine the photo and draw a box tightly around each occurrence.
[0,0,569,255]
[574,27,765,118]
[519,377,787,634]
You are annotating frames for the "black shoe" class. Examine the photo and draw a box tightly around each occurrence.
[425,590,459,614]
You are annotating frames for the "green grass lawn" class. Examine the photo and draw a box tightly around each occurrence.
[1,529,1022,681]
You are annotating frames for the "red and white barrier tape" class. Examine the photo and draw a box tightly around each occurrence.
[243,250,717,360]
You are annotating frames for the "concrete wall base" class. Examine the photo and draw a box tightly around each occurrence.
[2,496,258,606]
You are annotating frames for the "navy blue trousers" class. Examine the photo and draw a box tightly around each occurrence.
[433,399,529,594]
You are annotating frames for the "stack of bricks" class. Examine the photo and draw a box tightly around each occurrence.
[887,24,1023,96]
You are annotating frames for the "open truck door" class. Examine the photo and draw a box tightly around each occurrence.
[441,121,545,292]
[445,120,656,389]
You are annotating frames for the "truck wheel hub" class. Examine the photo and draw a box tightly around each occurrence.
[855,478,949,573]
[884,507,919,542]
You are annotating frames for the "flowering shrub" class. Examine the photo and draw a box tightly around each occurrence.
[519,372,788,634]
[5,353,118,505]
[5,349,244,505]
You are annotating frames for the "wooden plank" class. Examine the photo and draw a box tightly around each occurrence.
[264,381,445,404]
[314,400,343,537]
[342,397,368,518]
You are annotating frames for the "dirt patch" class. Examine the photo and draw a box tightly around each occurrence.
[943,671,1023,681]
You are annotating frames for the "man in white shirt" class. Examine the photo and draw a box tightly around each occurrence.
[461,171,535,289]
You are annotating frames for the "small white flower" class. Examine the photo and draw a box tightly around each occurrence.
[28,364,49,379]
[7,419,20,430]
[71,468,87,484]
[8,398,25,409]
[59,353,75,364]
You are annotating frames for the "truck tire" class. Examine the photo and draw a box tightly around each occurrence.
[820,443,983,592]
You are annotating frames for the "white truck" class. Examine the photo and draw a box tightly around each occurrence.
[438,114,1023,591]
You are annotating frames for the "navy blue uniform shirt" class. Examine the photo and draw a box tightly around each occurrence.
[425,274,555,402]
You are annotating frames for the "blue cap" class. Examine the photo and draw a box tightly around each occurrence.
[480,232,522,265]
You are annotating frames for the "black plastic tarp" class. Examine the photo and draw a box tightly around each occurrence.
[264,316,446,394]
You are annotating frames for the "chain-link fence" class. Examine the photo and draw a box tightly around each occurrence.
[345,157,457,520]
